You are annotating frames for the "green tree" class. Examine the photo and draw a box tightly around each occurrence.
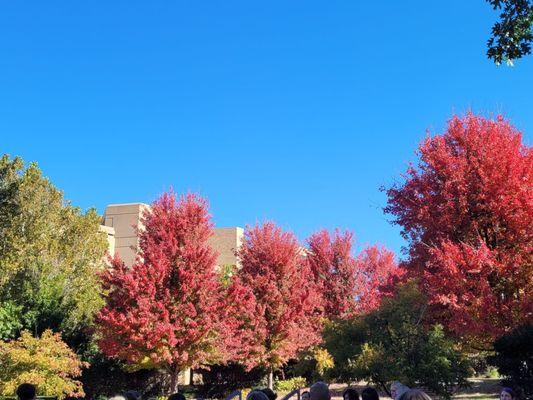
[0,155,108,339]
[324,282,471,399]
[487,0,533,65]
[489,325,533,398]
[0,330,87,399]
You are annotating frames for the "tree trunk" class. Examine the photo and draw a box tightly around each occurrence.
[169,365,180,394]
[267,369,274,390]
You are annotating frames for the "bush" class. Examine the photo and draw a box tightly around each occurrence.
[489,324,533,399]
[290,348,335,383]
[0,330,87,399]
[274,377,307,392]
[324,282,471,398]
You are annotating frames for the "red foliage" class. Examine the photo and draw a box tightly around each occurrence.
[385,113,533,345]
[96,192,223,388]
[355,244,402,313]
[306,230,400,318]
[231,222,322,371]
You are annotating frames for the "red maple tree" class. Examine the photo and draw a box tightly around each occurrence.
[232,222,322,388]
[96,192,223,392]
[306,230,400,318]
[355,244,401,313]
[385,113,533,346]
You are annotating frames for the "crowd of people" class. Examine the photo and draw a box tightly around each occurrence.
[13,380,517,400]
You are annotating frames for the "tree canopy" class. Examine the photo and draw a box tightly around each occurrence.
[0,155,108,340]
[97,192,224,392]
[487,0,533,65]
[385,114,532,347]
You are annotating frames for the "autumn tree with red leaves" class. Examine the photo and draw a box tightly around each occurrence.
[233,222,322,388]
[355,245,401,313]
[96,192,223,392]
[385,113,533,347]
[307,230,400,319]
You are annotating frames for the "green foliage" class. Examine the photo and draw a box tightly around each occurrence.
[292,347,334,382]
[487,0,533,65]
[0,155,108,338]
[0,302,23,340]
[0,330,87,399]
[489,324,533,398]
[274,377,307,392]
[220,264,237,288]
[324,282,471,398]
[313,348,334,377]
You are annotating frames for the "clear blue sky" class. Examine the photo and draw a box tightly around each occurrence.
[1,1,532,257]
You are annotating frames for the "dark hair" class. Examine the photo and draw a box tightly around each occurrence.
[501,388,516,399]
[343,388,359,400]
[398,390,432,400]
[247,391,269,400]
[16,384,36,400]
[124,391,142,400]
[168,394,186,400]
[261,388,277,400]
[361,388,379,400]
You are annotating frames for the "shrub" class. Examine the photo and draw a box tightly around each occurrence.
[0,330,87,399]
[489,324,533,398]
[291,348,335,382]
[324,282,471,398]
[274,377,307,392]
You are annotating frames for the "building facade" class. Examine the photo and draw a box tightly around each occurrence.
[101,203,243,268]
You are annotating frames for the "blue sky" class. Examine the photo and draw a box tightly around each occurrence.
[1,1,531,257]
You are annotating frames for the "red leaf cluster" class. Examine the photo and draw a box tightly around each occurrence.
[306,230,401,319]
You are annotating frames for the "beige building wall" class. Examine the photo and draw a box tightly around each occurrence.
[102,203,149,266]
[101,203,243,268]
[209,226,244,267]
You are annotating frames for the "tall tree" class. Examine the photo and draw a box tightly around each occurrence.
[0,155,108,339]
[233,223,322,388]
[385,114,532,347]
[306,230,400,319]
[486,0,533,65]
[97,192,223,392]
[307,230,358,319]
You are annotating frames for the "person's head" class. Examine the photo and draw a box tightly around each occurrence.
[398,389,432,400]
[310,382,331,400]
[390,382,410,400]
[16,384,36,400]
[168,394,186,400]
[361,387,379,400]
[261,388,277,400]
[246,391,269,400]
[301,391,310,400]
[343,388,359,400]
[124,391,142,400]
[501,388,515,400]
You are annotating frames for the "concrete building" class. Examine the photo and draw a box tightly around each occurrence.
[101,202,243,268]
